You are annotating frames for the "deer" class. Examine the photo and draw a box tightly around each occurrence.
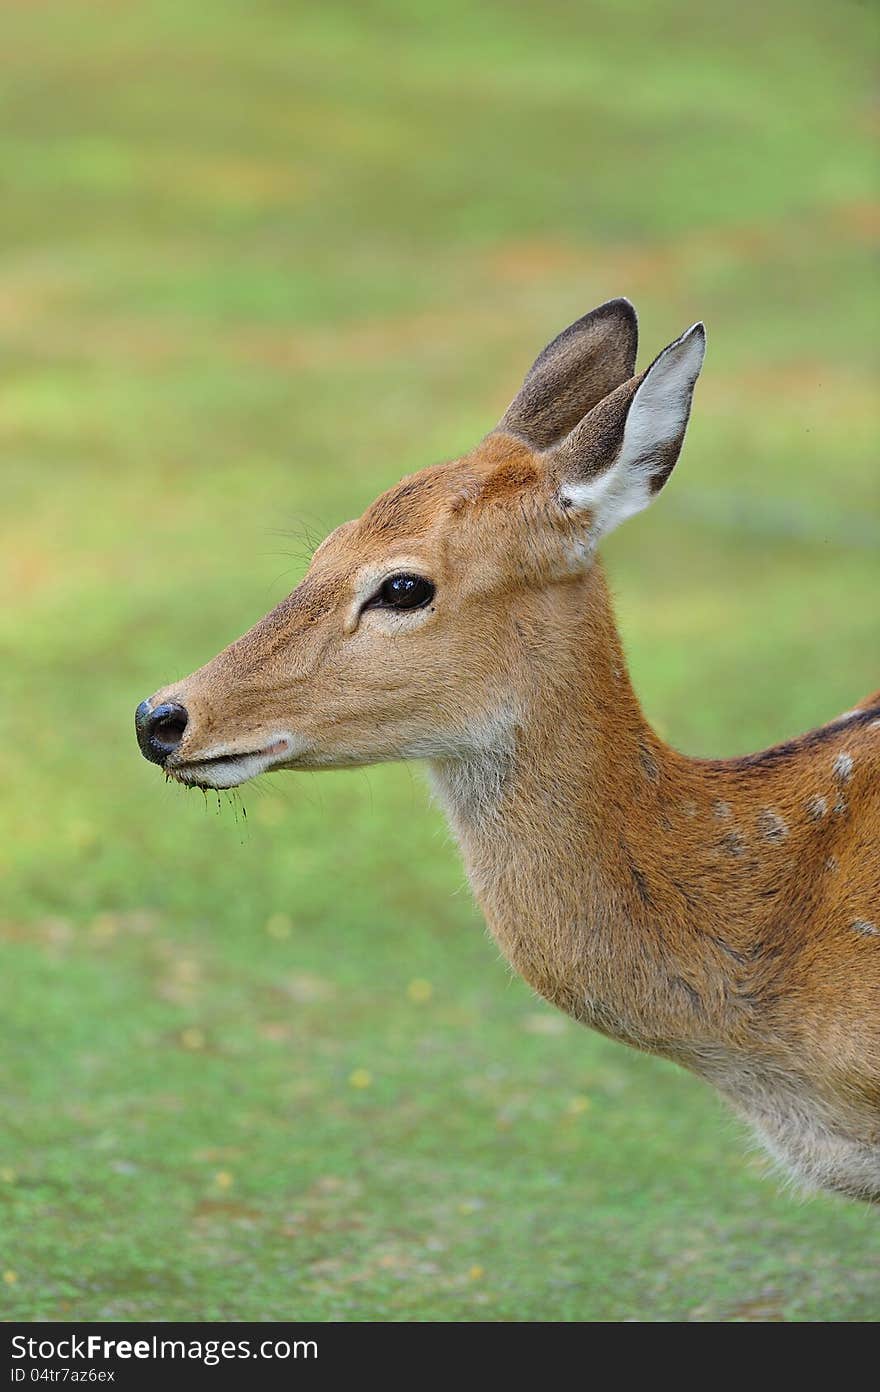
[135,299,880,1203]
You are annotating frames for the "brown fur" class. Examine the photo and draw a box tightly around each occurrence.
[141,305,880,1202]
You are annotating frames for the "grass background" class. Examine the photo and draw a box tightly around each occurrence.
[1,0,878,1321]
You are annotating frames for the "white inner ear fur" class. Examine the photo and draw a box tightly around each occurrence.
[561,323,705,537]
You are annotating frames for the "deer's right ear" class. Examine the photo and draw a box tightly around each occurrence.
[497,298,638,449]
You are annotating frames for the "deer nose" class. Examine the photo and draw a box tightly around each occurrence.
[135,700,189,766]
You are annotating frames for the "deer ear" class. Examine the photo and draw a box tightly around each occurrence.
[497,298,638,449]
[554,323,705,538]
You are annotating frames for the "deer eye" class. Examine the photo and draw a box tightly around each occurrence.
[369,574,435,611]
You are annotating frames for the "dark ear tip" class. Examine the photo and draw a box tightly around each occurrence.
[683,321,707,360]
[681,321,706,346]
[595,296,638,328]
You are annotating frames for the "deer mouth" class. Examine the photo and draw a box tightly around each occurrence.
[168,735,299,790]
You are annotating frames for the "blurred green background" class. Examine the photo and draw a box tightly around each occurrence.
[1,0,878,1322]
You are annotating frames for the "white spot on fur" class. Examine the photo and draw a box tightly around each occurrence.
[806,795,827,820]
[757,808,789,843]
[852,919,878,937]
[713,800,732,820]
[833,751,853,782]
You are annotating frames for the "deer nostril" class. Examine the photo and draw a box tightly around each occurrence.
[151,705,188,748]
[136,700,189,766]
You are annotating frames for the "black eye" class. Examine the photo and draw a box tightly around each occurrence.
[370,573,435,611]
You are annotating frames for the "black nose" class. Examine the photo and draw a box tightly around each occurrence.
[135,700,189,766]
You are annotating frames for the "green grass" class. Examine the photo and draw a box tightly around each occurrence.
[1,0,878,1322]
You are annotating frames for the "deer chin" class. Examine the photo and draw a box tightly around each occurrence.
[168,733,304,789]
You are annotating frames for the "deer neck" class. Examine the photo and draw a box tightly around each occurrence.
[428,561,742,1052]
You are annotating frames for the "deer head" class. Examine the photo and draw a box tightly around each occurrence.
[135,298,704,789]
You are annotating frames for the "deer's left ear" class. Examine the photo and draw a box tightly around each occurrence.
[553,323,705,539]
